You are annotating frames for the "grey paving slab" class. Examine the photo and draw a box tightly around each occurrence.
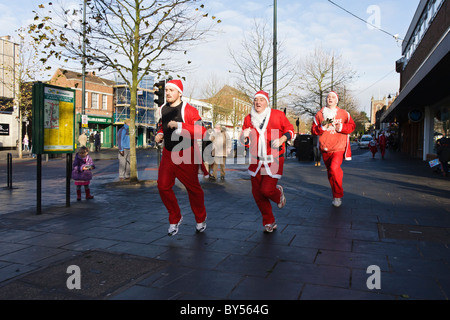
[269,261,351,289]
[300,284,395,300]
[215,254,278,277]
[229,276,303,300]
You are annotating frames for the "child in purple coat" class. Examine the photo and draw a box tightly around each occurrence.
[72,146,95,200]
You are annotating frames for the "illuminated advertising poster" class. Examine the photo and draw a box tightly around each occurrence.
[43,86,75,153]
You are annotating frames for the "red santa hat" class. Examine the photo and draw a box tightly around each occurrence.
[166,79,183,95]
[328,91,339,103]
[254,90,270,105]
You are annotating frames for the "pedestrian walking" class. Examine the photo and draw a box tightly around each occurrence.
[210,124,231,181]
[311,91,356,208]
[94,131,101,152]
[202,126,213,177]
[89,133,95,152]
[240,90,294,233]
[117,119,131,180]
[378,131,387,159]
[78,131,87,147]
[369,136,378,159]
[23,134,30,151]
[71,146,95,201]
[155,79,208,236]
[313,134,321,166]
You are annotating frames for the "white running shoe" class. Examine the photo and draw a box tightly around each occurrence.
[196,220,207,233]
[332,198,342,208]
[264,223,278,233]
[168,216,183,236]
[277,185,286,209]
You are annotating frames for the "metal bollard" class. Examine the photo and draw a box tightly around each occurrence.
[7,153,12,189]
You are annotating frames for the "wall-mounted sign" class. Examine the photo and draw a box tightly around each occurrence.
[408,109,423,123]
[0,123,9,136]
[32,82,75,154]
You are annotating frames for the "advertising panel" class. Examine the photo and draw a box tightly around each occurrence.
[32,82,75,154]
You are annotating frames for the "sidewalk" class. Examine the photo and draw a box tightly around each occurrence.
[0,148,449,300]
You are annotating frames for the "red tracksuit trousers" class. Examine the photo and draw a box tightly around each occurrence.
[158,148,207,224]
[322,151,345,199]
[251,171,283,226]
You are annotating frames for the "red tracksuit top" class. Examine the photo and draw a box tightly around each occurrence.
[311,107,355,160]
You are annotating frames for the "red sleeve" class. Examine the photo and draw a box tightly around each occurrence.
[180,105,206,139]
[239,115,252,146]
[156,118,163,135]
[281,112,295,139]
[311,112,324,136]
[339,112,356,134]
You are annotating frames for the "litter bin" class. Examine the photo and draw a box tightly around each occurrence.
[294,135,314,162]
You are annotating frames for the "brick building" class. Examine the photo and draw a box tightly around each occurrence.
[49,68,115,148]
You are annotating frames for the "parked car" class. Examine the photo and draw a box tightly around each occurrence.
[358,135,373,149]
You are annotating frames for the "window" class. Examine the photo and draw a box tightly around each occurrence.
[91,93,99,109]
[102,95,108,110]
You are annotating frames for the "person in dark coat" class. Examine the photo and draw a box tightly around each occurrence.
[437,137,450,177]
[94,131,101,152]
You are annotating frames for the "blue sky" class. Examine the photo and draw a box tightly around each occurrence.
[2,0,420,115]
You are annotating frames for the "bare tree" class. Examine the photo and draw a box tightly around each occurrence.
[0,30,49,158]
[29,0,220,182]
[291,46,357,117]
[229,19,298,107]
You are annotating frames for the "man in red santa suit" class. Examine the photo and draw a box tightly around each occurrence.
[241,91,294,233]
[378,131,387,159]
[155,80,208,236]
[311,91,356,208]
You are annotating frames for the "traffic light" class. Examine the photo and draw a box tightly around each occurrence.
[154,80,166,107]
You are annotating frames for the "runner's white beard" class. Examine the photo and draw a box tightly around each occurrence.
[251,106,270,129]
[323,107,337,121]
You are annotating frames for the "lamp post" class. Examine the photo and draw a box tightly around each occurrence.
[82,0,87,117]
[273,0,277,109]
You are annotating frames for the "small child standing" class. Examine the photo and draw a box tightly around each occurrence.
[72,146,95,200]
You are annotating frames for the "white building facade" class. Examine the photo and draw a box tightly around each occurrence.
[0,36,20,149]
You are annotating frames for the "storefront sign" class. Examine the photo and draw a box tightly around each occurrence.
[88,116,112,124]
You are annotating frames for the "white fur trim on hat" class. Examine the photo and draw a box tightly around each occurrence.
[166,80,183,94]
[254,91,270,105]
[328,91,339,102]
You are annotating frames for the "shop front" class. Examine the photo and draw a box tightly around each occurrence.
[78,114,113,148]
